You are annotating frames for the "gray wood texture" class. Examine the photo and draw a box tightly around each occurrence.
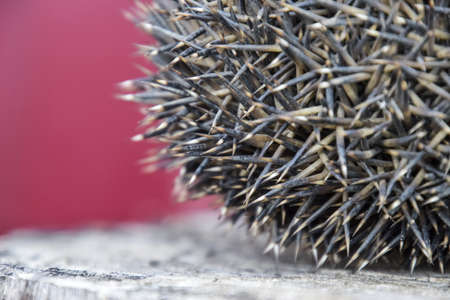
[0,213,448,300]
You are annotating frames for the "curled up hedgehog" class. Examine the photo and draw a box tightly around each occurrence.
[119,0,450,273]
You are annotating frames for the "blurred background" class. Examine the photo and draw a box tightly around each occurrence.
[0,0,208,233]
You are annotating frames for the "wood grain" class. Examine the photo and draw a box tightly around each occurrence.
[0,213,448,300]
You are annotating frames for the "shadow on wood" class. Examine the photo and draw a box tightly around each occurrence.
[0,213,448,300]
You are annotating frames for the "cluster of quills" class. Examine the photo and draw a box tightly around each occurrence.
[119,0,450,273]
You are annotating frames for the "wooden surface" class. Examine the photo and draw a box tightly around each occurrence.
[0,213,449,300]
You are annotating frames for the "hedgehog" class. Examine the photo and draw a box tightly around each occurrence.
[119,0,450,273]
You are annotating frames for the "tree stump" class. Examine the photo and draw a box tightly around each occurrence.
[0,213,448,300]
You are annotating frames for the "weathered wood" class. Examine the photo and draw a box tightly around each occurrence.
[0,213,448,300]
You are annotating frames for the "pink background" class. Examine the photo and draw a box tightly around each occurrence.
[0,0,207,233]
